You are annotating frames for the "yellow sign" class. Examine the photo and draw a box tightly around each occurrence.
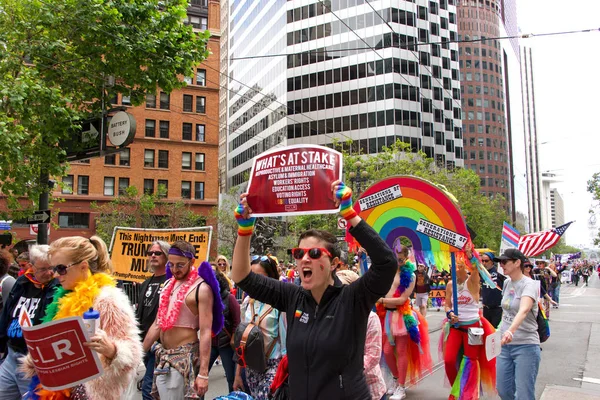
[109,226,212,283]
[429,289,446,299]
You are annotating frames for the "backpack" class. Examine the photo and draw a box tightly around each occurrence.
[233,299,277,372]
[535,301,550,343]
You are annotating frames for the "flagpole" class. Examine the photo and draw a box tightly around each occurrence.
[451,252,458,325]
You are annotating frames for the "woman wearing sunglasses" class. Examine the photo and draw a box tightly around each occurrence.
[231,181,396,400]
[215,255,234,289]
[20,236,142,399]
[233,255,286,399]
[495,249,542,400]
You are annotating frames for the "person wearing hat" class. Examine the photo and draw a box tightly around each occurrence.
[495,248,541,400]
[480,251,506,328]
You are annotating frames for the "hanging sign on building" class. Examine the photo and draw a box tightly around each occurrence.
[246,144,342,217]
[109,226,212,283]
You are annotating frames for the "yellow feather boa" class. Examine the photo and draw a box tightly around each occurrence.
[52,273,116,320]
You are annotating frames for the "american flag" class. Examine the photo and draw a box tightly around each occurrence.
[518,222,573,257]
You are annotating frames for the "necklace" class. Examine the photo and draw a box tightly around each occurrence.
[157,268,197,331]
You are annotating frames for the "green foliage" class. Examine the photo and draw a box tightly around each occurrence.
[587,172,600,245]
[0,0,210,218]
[91,186,205,244]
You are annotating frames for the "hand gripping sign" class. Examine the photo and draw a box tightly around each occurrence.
[246,144,343,217]
[22,317,103,391]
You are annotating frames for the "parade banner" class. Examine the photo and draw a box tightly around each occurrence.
[109,226,212,283]
[22,317,103,391]
[246,144,342,217]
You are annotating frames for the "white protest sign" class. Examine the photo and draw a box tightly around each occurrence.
[416,218,468,249]
[485,331,502,361]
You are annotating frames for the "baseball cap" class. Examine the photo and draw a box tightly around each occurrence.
[493,248,528,264]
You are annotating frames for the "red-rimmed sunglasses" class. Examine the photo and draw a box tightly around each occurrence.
[291,247,332,260]
[235,346,247,368]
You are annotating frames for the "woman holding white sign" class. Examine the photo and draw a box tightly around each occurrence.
[494,248,541,400]
[231,181,397,399]
[21,236,142,399]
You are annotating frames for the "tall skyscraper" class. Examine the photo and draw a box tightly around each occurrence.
[457,0,517,215]
[521,46,542,232]
[222,0,463,191]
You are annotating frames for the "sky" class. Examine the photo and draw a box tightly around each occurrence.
[517,0,600,248]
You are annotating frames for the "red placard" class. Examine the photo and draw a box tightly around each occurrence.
[246,145,343,217]
[22,317,104,391]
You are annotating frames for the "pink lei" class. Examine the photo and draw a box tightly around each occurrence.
[157,267,197,331]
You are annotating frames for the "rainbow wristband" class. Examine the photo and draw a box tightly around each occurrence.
[336,184,357,221]
[234,204,256,236]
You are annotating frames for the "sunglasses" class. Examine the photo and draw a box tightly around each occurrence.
[251,255,270,262]
[500,259,517,265]
[235,346,247,368]
[482,259,492,263]
[147,251,163,257]
[217,262,227,266]
[52,263,77,275]
[291,247,332,260]
[166,261,190,270]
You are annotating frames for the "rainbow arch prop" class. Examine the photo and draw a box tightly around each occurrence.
[347,176,469,271]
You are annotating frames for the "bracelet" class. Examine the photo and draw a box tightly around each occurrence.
[197,374,209,380]
[505,330,513,338]
[446,310,452,319]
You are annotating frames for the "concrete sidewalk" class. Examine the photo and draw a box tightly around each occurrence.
[540,385,600,400]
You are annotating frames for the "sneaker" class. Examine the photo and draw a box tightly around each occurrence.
[387,379,398,395]
[390,385,406,400]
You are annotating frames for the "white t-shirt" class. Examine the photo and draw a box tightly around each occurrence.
[500,276,540,345]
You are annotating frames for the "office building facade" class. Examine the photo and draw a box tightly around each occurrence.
[223,0,463,190]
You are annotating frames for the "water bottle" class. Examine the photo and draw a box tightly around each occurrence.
[83,307,100,337]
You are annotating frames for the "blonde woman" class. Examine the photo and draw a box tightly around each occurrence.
[215,255,234,288]
[21,236,142,399]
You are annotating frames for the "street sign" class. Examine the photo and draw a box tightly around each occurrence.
[337,217,347,230]
[27,210,51,225]
[107,111,136,147]
[0,220,11,230]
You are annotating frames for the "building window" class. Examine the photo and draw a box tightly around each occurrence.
[182,152,192,170]
[118,177,130,195]
[157,179,168,198]
[195,153,205,171]
[144,149,155,167]
[121,95,131,106]
[182,123,192,140]
[144,179,154,195]
[105,154,116,165]
[146,94,156,108]
[62,175,73,194]
[104,177,115,196]
[190,0,208,5]
[159,121,169,138]
[119,148,130,166]
[159,92,170,110]
[58,212,89,228]
[196,96,206,113]
[194,182,205,200]
[196,124,205,141]
[158,150,169,168]
[145,119,156,137]
[183,95,193,112]
[77,176,89,195]
[181,181,191,199]
[196,69,206,86]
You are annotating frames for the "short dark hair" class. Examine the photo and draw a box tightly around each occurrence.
[298,229,340,260]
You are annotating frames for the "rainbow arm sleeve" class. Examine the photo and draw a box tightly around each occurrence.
[234,203,256,236]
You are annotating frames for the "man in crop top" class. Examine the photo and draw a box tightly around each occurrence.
[143,240,222,400]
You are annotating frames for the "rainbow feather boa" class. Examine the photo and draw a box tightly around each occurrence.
[395,261,420,344]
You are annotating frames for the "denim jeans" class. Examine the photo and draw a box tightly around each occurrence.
[142,349,156,400]
[496,344,541,400]
[0,347,31,399]
[209,345,236,393]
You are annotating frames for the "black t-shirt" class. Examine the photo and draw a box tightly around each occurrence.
[137,274,168,339]
[481,266,506,308]
[6,283,46,351]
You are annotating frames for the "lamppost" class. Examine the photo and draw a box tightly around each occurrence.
[348,161,369,197]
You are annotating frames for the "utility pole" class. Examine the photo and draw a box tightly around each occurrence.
[37,171,50,244]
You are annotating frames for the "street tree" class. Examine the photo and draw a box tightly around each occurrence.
[0,0,210,218]
[91,186,205,245]
[586,172,600,245]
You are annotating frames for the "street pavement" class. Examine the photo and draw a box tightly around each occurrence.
[133,271,600,399]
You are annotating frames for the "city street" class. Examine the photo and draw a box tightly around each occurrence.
[180,272,600,399]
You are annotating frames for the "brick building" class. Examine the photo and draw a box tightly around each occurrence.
[6,0,221,255]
